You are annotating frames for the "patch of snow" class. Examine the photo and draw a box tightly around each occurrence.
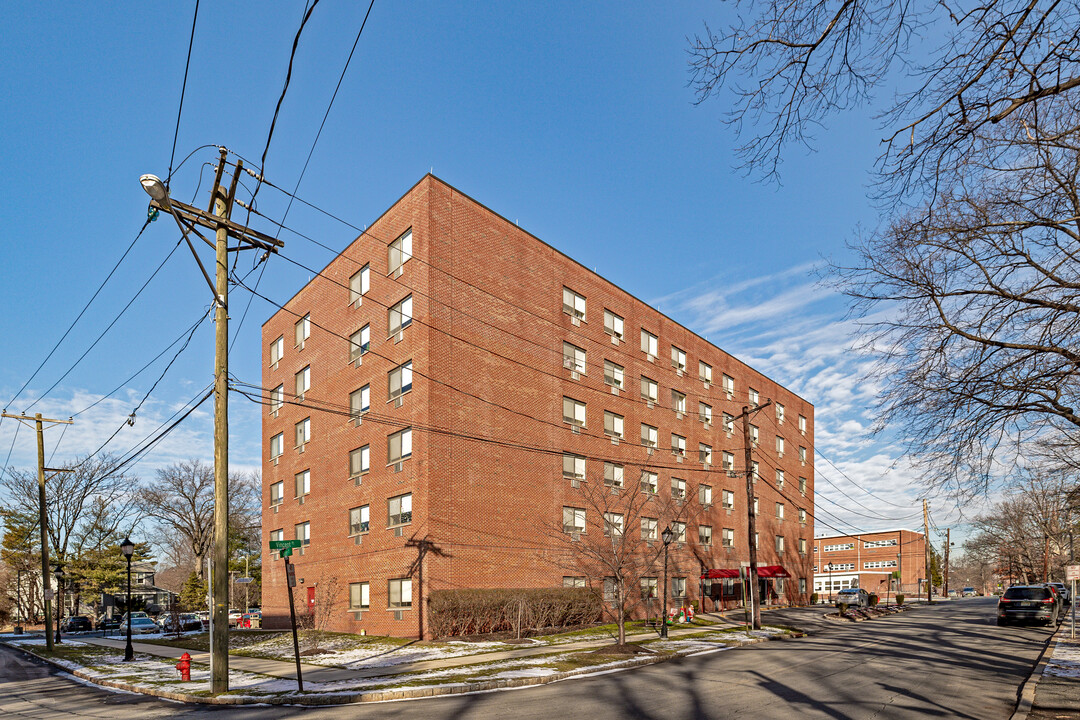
[1044,639,1080,679]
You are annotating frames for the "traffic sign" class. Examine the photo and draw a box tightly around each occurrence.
[278,547,292,558]
[269,539,302,550]
[286,562,297,588]
[1066,565,1080,581]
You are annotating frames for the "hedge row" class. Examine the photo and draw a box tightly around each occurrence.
[427,587,602,638]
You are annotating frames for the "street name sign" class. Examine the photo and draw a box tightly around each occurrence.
[269,539,302,550]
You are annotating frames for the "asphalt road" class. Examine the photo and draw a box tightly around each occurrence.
[0,598,1055,719]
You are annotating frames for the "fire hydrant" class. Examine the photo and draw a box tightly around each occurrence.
[176,652,191,681]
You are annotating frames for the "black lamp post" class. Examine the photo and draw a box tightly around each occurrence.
[827,563,834,604]
[661,525,674,638]
[120,537,134,662]
[52,564,64,644]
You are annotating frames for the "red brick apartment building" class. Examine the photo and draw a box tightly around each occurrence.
[813,529,926,599]
[260,175,816,637]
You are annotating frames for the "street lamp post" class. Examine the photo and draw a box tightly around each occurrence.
[121,537,134,662]
[827,563,834,603]
[52,565,64,644]
[661,526,674,639]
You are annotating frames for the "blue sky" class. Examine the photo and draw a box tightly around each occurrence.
[0,2,970,544]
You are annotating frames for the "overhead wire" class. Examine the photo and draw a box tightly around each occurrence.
[166,0,200,190]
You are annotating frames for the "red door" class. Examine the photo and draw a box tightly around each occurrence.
[307,587,316,613]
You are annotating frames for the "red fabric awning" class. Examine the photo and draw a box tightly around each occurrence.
[756,565,790,578]
[701,568,740,579]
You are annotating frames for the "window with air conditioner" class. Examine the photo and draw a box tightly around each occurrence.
[563,397,586,427]
[641,423,658,448]
[671,346,686,372]
[776,535,785,553]
[722,528,735,547]
[563,342,587,374]
[270,433,284,460]
[388,493,412,527]
[671,522,686,543]
[752,461,760,481]
[562,287,586,320]
[640,376,658,403]
[603,360,624,389]
[671,477,686,500]
[699,443,712,465]
[349,264,370,305]
[270,481,284,507]
[722,412,734,434]
[671,389,686,414]
[776,502,785,519]
[699,361,712,384]
[640,470,658,494]
[388,361,413,401]
[562,453,586,482]
[722,490,734,509]
[389,578,412,608]
[748,388,759,407]
[722,451,735,471]
[603,411,624,439]
[270,384,284,414]
[776,436,785,455]
[295,521,310,546]
[603,512,624,537]
[350,386,370,420]
[722,374,734,396]
[295,314,310,348]
[749,424,759,445]
[699,402,712,424]
[699,525,713,546]
[799,446,807,464]
[350,325,370,363]
[776,403,785,424]
[562,506,586,534]
[798,415,807,434]
[603,309,624,340]
[671,576,686,598]
[295,366,310,398]
[603,462,624,488]
[350,581,369,610]
[641,329,658,358]
[294,469,310,498]
[388,427,412,464]
[799,508,807,524]
[349,505,370,536]
[640,576,658,598]
[388,295,413,337]
[799,477,807,495]
[388,229,412,275]
[671,433,686,456]
[776,469,785,490]
[699,484,712,506]
[349,445,369,480]
[270,335,284,366]
[641,517,658,541]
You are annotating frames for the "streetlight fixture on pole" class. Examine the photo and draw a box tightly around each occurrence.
[661,525,674,638]
[52,564,64,644]
[120,537,134,662]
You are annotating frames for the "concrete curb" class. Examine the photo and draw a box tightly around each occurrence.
[1,631,802,706]
[1009,621,1064,720]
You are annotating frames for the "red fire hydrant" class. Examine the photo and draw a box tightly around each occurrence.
[176,652,191,681]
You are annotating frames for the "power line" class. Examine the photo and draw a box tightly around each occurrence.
[166,0,200,189]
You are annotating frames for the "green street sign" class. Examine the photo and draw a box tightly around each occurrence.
[278,548,292,558]
[269,539,303,550]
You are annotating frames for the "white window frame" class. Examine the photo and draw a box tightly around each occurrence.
[603,462,624,488]
[721,489,735,509]
[603,360,625,389]
[388,493,413,527]
[349,505,370,536]
[295,521,310,546]
[270,335,284,366]
[641,423,658,448]
[671,346,687,372]
[603,411,624,439]
[603,512,625,537]
[563,396,586,427]
[641,329,658,358]
[295,314,310,348]
[388,229,413,275]
[270,432,284,459]
[388,577,412,608]
[640,470,658,494]
[562,287,586,320]
[270,481,284,506]
[640,376,658,403]
[699,484,713,506]
[294,469,310,498]
[563,342,587,374]
[388,295,414,337]
[562,453,586,481]
[349,264,370,305]
[563,506,586,534]
[350,581,370,610]
[387,427,413,464]
[389,361,413,401]
[349,445,370,479]
[603,309,624,339]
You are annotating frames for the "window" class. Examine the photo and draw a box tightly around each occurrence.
[699,525,713,546]
[722,490,735,509]
[799,538,808,555]
[562,342,587,374]
[753,497,759,514]
[671,389,687,414]
[799,477,808,494]
[864,560,898,569]
[798,415,807,434]
[641,517,658,541]
[799,446,807,464]
[349,445,370,479]
[776,502,785,519]
[388,229,413,275]
[641,329,658,358]
[671,477,686,500]
[823,543,856,552]
[671,346,687,372]
[671,577,686,599]
[799,508,807,524]
[799,578,807,594]
[748,388,759,407]
[699,402,713,424]
[562,453,586,482]
[699,361,712,384]
[295,366,311,398]
[295,521,310,546]
[388,493,413,527]
[640,470,658,494]
[388,295,413,336]
[562,506,586,534]
[349,264,370,305]
[349,505,370,536]
[603,360,624,389]
[350,386,370,419]
[295,314,310,348]
[749,424,759,445]
[388,361,413,401]
[722,374,734,396]
[387,427,413,464]
[776,436,785,456]
[294,470,310,498]
[699,443,712,465]
[776,535,785,553]
[270,384,284,413]
[722,528,735,547]
[350,325,370,362]
[722,412,734,434]
[640,576,658,599]
[563,397,586,427]
[641,423,658,448]
[671,522,686,543]
[603,577,616,602]
[603,411,624,439]
[294,417,311,448]
[389,578,412,608]
[603,462,624,488]
[776,403,785,424]
[349,581,370,610]
[698,484,713,506]
[603,512,624,537]
[270,528,284,545]
[562,287,586,321]
[270,481,284,506]
[270,432,284,459]
[603,309,624,339]
[864,539,898,548]
[640,376,658,403]
[722,451,735,471]
[270,335,284,366]
[751,461,760,481]
[671,433,686,456]
[563,576,586,588]
[776,469,785,490]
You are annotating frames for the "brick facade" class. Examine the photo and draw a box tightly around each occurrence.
[813,529,926,599]
[261,175,816,637]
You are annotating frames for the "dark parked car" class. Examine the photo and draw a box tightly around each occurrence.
[998,585,1060,625]
[95,615,121,631]
[61,615,92,632]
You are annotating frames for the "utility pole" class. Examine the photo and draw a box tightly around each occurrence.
[943,528,950,598]
[740,400,771,630]
[2,412,73,652]
[405,535,448,641]
[140,150,282,693]
[1045,533,1050,583]
[923,500,931,603]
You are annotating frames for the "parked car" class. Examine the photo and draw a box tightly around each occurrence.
[160,613,204,633]
[61,615,92,633]
[1044,584,1066,615]
[239,612,261,629]
[835,588,870,608]
[119,611,150,624]
[962,587,977,597]
[1048,582,1071,605]
[227,609,243,627]
[127,617,162,635]
[998,585,1060,625]
[96,615,121,631]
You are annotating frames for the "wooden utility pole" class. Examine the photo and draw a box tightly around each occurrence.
[943,528,951,598]
[740,400,771,630]
[405,535,448,641]
[2,412,73,652]
[923,499,931,603]
[141,149,282,693]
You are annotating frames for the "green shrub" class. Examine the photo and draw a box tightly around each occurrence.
[810,592,819,605]
[868,594,879,607]
[427,587,602,638]
[896,593,905,606]
[837,602,849,616]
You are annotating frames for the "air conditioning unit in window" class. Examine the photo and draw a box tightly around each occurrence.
[395,527,404,537]
[353,476,362,487]
[571,425,580,434]
[354,535,362,546]
[611,335,618,346]
[571,371,580,381]
[394,330,404,343]
[394,610,404,621]
[570,316,580,326]
[571,532,581,542]
[727,470,738,478]
[394,396,403,408]
[271,409,279,419]
[393,461,403,473]
[272,457,279,466]
[610,386,619,396]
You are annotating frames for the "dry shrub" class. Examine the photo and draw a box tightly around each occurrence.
[427,587,601,638]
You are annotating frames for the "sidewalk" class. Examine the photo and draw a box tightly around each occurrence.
[1025,620,1080,719]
